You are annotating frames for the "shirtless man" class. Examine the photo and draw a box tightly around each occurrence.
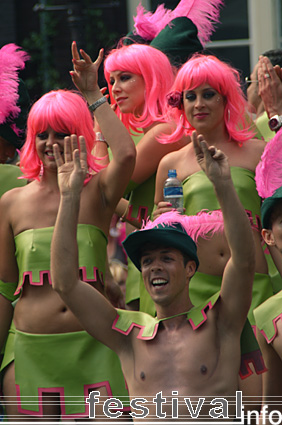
[50,131,255,421]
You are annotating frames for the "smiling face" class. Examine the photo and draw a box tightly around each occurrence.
[140,245,195,309]
[183,84,225,133]
[35,126,69,171]
[109,71,146,116]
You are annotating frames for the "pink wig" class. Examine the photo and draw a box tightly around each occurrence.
[255,129,282,199]
[104,44,175,132]
[143,209,224,243]
[20,90,102,181]
[161,54,255,145]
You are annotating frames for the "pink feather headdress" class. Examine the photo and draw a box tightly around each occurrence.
[0,44,30,125]
[133,0,224,46]
[142,210,224,243]
[255,129,282,199]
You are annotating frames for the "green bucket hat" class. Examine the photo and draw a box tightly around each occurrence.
[261,186,282,229]
[123,222,199,272]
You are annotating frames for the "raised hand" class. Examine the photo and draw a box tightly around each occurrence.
[53,135,88,196]
[192,131,230,184]
[258,55,282,118]
[70,41,103,96]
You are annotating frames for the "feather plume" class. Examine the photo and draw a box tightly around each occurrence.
[0,44,30,125]
[142,210,224,243]
[133,0,224,46]
[255,129,282,199]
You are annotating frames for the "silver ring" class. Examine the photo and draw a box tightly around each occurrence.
[264,73,270,79]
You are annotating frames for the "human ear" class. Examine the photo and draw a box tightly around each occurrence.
[186,260,197,279]
[261,228,275,246]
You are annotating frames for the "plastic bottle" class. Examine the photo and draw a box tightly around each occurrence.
[163,169,184,213]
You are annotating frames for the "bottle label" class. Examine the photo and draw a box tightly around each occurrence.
[163,187,183,197]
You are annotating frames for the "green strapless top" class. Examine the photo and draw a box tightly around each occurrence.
[183,167,261,229]
[14,224,107,295]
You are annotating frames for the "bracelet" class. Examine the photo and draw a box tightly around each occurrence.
[88,96,107,112]
[95,132,109,147]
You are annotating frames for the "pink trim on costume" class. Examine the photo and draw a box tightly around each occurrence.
[112,299,217,339]
[14,267,104,295]
[16,381,129,418]
[239,350,267,379]
[112,314,159,340]
[259,313,282,344]
[188,300,214,330]
[127,204,149,223]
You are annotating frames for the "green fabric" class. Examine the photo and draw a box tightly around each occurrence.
[189,271,273,326]
[12,328,129,417]
[0,280,18,302]
[183,167,261,225]
[254,290,282,343]
[0,164,27,198]
[256,111,275,142]
[125,257,141,304]
[150,17,202,67]
[14,224,107,294]
[115,291,220,338]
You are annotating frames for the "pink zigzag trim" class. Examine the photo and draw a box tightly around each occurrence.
[112,314,159,340]
[188,300,214,330]
[112,299,216,339]
[14,267,104,295]
[259,312,282,344]
[16,381,129,418]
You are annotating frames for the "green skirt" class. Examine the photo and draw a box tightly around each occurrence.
[1,324,129,418]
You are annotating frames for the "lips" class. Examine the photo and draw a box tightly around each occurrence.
[116,97,127,104]
[194,113,208,119]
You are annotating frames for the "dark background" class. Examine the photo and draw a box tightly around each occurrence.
[1,0,250,102]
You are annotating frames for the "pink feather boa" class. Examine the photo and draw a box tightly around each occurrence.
[255,129,282,199]
[0,43,30,125]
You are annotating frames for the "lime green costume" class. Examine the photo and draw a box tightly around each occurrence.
[0,164,27,198]
[254,290,282,344]
[182,167,274,323]
[1,225,129,418]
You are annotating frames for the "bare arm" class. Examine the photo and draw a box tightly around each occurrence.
[70,42,136,212]
[51,137,128,354]
[193,132,255,331]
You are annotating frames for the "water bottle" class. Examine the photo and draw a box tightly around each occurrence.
[163,169,184,213]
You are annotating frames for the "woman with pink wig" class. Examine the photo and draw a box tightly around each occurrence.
[0,49,135,420]
[153,53,271,412]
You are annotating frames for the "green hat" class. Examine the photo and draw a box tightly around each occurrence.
[123,222,199,272]
[150,17,203,66]
[261,186,282,229]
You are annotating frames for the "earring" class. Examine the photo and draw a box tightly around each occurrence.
[180,114,189,130]
[227,109,230,122]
